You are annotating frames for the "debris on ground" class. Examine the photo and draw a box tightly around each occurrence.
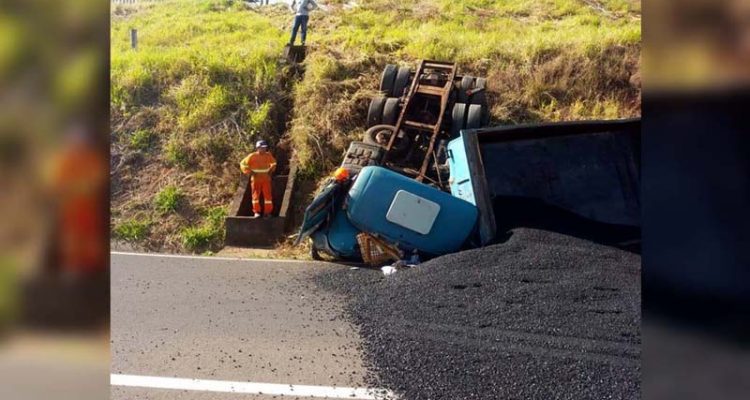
[315,228,641,400]
[381,260,416,276]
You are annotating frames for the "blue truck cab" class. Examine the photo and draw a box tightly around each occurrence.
[297,165,480,260]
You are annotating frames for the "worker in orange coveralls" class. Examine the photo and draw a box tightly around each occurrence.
[49,125,107,276]
[23,124,109,329]
[239,140,277,218]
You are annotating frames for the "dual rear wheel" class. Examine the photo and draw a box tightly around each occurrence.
[380,64,412,97]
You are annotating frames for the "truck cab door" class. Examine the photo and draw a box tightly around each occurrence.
[295,181,340,245]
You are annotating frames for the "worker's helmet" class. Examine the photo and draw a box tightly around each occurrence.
[255,140,269,149]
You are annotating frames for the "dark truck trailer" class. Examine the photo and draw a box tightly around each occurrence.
[449,118,640,246]
[297,118,641,262]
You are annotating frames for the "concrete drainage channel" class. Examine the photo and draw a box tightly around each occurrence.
[224,45,305,248]
[225,161,298,247]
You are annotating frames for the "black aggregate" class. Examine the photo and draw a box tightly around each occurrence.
[314,228,641,400]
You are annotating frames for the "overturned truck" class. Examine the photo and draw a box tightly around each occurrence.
[296,60,640,264]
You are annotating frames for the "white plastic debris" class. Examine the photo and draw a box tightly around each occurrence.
[381,266,397,276]
[381,260,416,276]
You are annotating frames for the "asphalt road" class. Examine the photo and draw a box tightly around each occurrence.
[0,333,109,400]
[110,252,390,400]
[111,236,640,400]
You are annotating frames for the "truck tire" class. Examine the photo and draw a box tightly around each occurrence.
[470,77,490,125]
[466,104,483,130]
[392,66,411,97]
[381,97,401,126]
[469,77,487,105]
[367,96,386,128]
[450,102,468,137]
[474,77,486,89]
[379,64,398,96]
[457,75,474,103]
[364,124,410,153]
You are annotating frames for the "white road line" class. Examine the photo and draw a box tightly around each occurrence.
[111,251,315,264]
[111,374,395,399]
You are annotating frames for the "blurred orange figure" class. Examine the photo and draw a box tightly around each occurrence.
[49,126,107,275]
[239,140,277,218]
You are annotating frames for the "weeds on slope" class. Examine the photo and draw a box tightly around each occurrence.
[289,0,641,176]
[111,0,290,252]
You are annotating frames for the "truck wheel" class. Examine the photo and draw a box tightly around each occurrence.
[381,97,401,126]
[457,75,474,103]
[392,66,411,97]
[379,64,398,96]
[470,77,490,125]
[367,97,386,128]
[364,124,410,153]
[470,77,487,105]
[450,102,468,138]
[466,104,483,130]
[474,77,486,90]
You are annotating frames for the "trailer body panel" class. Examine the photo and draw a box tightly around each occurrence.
[476,119,640,228]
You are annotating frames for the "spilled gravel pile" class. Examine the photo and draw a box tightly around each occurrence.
[315,228,641,400]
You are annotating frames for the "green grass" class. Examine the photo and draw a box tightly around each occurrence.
[111,0,286,121]
[111,0,289,161]
[322,0,640,63]
[113,218,151,241]
[129,128,154,151]
[181,225,217,251]
[154,185,184,214]
[181,206,227,252]
[164,134,193,167]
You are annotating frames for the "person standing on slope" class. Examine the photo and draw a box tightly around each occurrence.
[289,0,320,46]
[239,140,277,218]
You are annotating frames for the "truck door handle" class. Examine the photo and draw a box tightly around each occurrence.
[447,149,453,160]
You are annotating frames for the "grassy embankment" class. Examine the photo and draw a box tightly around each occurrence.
[290,0,641,173]
[111,0,641,254]
[111,0,291,253]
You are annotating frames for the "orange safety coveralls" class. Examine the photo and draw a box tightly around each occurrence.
[239,151,277,215]
[50,142,107,275]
